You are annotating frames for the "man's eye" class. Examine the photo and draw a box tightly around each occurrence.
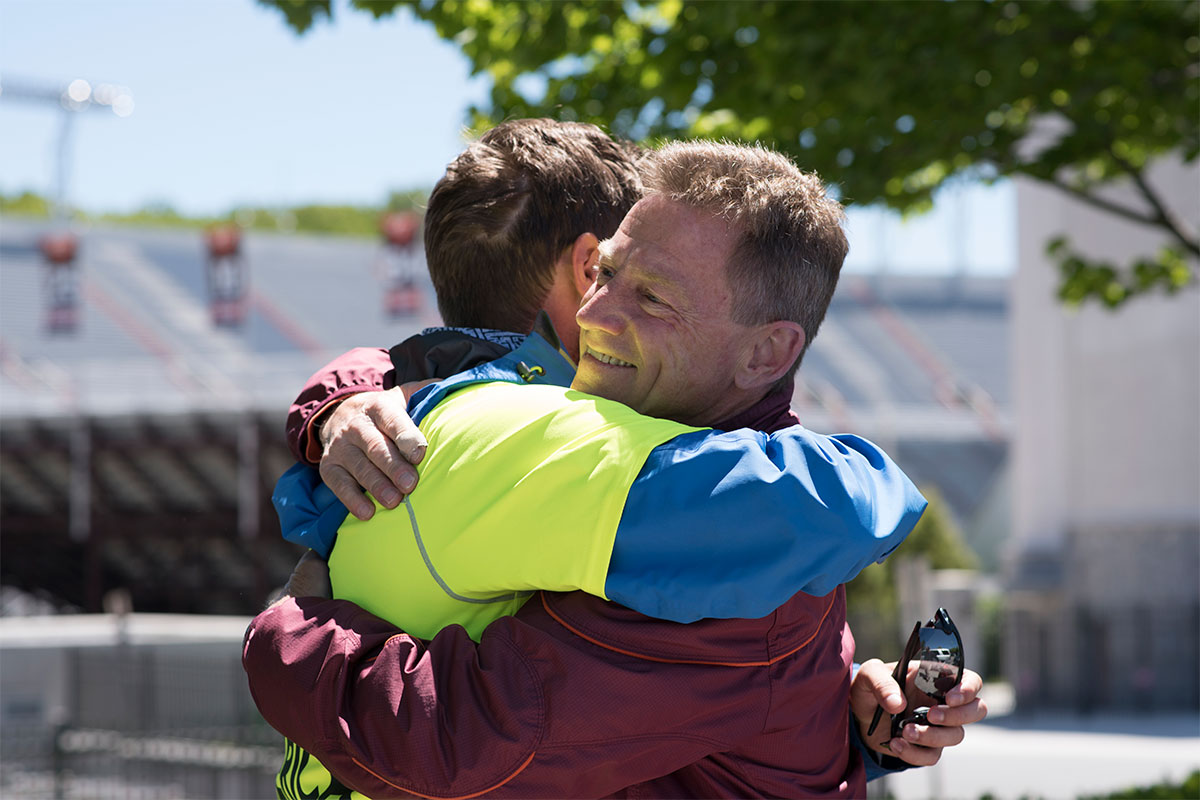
[597,265,616,281]
[643,291,664,305]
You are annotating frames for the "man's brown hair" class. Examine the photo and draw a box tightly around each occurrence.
[424,119,644,333]
[642,140,848,380]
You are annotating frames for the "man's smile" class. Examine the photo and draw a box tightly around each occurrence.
[583,346,635,368]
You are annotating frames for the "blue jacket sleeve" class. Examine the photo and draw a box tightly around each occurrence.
[855,714,911,781]
[605,427,926,623]
[272,463,349,559]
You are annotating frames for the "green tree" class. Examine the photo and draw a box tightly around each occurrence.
[290,203,382,236]
[0,187,426,237]
[846,486,977,652]
[260,0,1199,307]
[901,487,979,573]
[1,190,52,218]
[1080,770,1200,800]
[102,201,216,230]
[386,188,428,213]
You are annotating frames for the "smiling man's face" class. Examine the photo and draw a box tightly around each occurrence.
[571,194,761,426]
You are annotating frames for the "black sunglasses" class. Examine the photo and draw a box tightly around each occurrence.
[866,607,965,739]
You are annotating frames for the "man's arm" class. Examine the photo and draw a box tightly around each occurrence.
[287,330,520,511]
[245,595,752,799]
[604,427,927,622]
[286,348,432,521]
[277,392,926,621]
[245,586,985,797]
[286,347,394,464]
[296,333,923,594]
[277,380,927,622]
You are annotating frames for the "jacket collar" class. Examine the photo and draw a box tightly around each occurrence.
[407,313,577,426]
[388,330,515,384]
[712,379,801,433]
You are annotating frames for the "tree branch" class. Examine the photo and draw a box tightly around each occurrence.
[1043,176,1159,227]
[1043,173,1200,258]
[1108,148,1200,257]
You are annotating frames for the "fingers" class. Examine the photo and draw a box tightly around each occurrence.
[929,668,988,726]
[885,669,988,766]
[879,720,958,767]
[885,733,944,767]
[366,387,427,492]
[849,659,908,752]
[887,710,970,765]
[859,659,908,715]
[928,696,988,727]
[317,389,427,519]
[320,461,384,521]
[946,668,983,706]
[904,717,964,748]
[336,423,407,502]
[860,663,990,767]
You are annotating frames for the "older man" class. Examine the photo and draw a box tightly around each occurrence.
[248,134,985,798]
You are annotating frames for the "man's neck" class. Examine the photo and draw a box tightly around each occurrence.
[710,379,799,433]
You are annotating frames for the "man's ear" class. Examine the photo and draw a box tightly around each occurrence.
[735,321,806,390]
[569,232,600,296]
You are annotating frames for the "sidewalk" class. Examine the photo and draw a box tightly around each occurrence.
[883,687,1200,800]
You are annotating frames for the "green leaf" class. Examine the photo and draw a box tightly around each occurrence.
[255,0,1200,308]
[1052,237,1197,309]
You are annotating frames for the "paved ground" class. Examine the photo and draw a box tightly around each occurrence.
[881,686,1200,799]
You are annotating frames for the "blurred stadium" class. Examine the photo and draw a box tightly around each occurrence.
[0,214,1013,616]
[0,211,1013,795]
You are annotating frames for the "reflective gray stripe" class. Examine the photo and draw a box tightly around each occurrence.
[405,497,532,605]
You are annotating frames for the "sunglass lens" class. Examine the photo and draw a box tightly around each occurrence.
[911,626,963,700]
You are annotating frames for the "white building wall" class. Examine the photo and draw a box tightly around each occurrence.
[1009,153,1200,709]
[1013,155,1200,546]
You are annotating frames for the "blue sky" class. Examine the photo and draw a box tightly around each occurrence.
[1,0,489,213]
[0,0,1014,274]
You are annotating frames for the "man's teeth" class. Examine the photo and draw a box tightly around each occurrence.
[590,350,634,367]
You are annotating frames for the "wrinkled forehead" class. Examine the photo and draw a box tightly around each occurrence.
[604,195,736,278]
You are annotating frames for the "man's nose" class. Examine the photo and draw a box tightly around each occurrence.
[576,282,626,336]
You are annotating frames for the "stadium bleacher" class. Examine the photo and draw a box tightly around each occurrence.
[1,217,1010,614]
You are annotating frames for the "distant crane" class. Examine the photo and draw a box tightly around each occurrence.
[0,76,133,220]
[0,76,133,333]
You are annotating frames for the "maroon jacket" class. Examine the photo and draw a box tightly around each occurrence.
[248,339,864,798]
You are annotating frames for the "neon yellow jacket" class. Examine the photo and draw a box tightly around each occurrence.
[329,379,695,640]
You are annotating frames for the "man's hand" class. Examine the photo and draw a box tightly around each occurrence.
[316,387,428,520]
[851,659,987,767]
[279,549,332,601]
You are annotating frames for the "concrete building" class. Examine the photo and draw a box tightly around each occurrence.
[1005,154,1200,711]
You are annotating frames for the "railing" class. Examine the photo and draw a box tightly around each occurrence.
[1,624,287,799]
[2,723,282,800]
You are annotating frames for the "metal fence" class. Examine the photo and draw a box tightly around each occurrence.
[3,723,281,799]
[1,627,284,799]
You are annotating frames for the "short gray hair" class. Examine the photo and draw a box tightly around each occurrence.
[643,140,848,379]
